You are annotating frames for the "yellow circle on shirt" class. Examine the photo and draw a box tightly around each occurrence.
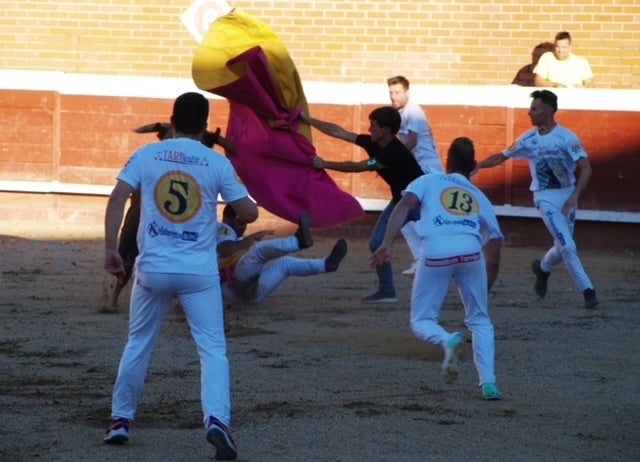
[440,187,479,216]
[154,171,202,223]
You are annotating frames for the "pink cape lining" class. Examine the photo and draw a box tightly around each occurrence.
[205,46,364,228]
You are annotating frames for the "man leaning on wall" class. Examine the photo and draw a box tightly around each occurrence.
[534,31,594,88]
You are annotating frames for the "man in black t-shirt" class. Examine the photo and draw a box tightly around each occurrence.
[300,106,423,303]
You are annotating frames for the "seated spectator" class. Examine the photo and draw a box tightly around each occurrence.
[512,42,554,86]
[534,31,594,88]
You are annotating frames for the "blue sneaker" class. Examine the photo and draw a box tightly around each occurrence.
[362,290,397,303]
[206,416,238,461]
[104,418,130,444]
[442,332,464,384]
[481,382,503,400]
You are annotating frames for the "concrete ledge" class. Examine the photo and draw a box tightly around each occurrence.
[2,70,640,111]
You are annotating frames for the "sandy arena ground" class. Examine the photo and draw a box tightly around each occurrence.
[1,221,639,462]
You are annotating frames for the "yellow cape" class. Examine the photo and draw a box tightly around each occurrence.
[192,9,311,140]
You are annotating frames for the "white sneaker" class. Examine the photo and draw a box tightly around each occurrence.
[104,418,130,444]
[442,332,464,384]
[402,261,417,276]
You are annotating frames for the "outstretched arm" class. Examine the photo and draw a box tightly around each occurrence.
[475,153,509,170]
[312,155,371,173]
[300,111,358,143]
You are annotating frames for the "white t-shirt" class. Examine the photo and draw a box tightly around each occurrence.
[398,102,443,174]
[533,52,593,88]
[405,172,503,258]
[117,138,249,275]
[502,125,587,192]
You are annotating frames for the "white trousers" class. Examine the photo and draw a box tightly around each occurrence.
[410,254,496,386]
[223,236,326,303]
[111,271,231,428]
[534,188,593,291]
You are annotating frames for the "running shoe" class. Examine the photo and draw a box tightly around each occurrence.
[206,416,238,461]
[442,332,464,384]
[481,382,503,400]
[104,418,130,444]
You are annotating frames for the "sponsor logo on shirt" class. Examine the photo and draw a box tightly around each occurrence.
[147,221,200,242]
[570,143,584,153]
[433,215,478,229]
[155,150,209,166]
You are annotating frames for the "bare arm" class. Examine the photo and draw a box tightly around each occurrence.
[369,193,420,267]
[475,153,509,170]
[563,157,592,214]
[228,197,259,225]
[104,180,136,282]
[483,238,502,290]
[300,112,358,143]
[402,131,418,151]
[312,155,371,173]
[216,134,236,156]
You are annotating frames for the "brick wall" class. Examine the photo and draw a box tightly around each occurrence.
[1,1,638,88]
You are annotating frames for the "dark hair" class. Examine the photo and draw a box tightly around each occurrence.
[386,75,410,89]
[171,92,209,135]
[555,31,572,43]
[368,106,401,135]
[222,203,236,220]
[533,41,554,56]
[447,137,476,173]
[530,89,558,113]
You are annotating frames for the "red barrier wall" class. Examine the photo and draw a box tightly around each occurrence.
[1,89,639,249]
[305,103,640,213]
[2,89,639,212]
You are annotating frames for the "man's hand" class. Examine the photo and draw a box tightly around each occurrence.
[105,249,126,284]
[562,194,579,215]
[369,245,393,269]
[312,155,326,169]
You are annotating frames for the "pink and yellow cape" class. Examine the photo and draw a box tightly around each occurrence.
[192,9,363,227]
